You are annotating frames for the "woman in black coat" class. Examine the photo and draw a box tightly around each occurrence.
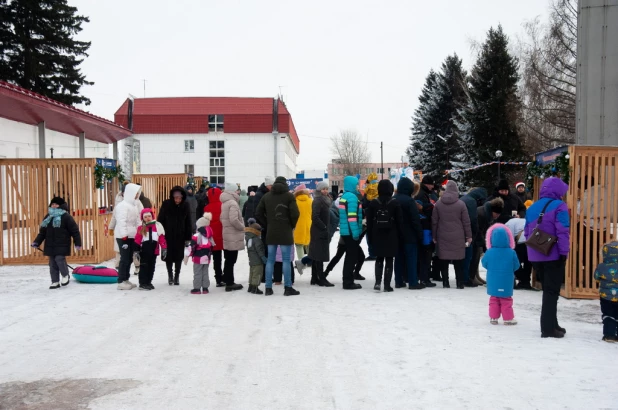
[308,182,334,287]
[366,180,403,292]
[157,186,193,285]
[32,197,82,289]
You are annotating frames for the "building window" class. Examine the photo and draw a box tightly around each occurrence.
[184,164,194,175]
[184,140,194,152]
[208,115,224,132]
[209,140,225,184]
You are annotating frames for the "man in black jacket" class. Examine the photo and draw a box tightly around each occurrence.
[414,175,440,283]
[487,179,526,224]
[255,176,274,282]
[460,188,488,287]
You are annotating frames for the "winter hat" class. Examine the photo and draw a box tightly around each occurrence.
[489,197,505,214]
[421,175,435,185]
[316,181,329,191]
[196,212,212,228]
[274,176,287,185]
[140,208,155,220]
[265,176,275,186]
[377,179,394,197]
[497,179,510,191]
[294,184,307,192]
[515,182,525,189]
[224,182,239,192]
[49,197,66,207]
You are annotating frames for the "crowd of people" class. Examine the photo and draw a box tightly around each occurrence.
[30,173,618,342]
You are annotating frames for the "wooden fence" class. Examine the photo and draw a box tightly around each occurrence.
[132,174,203,212]
[531,146,618,299]
[0,159,118,265]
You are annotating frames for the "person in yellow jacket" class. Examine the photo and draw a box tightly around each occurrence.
[293,184,312,262]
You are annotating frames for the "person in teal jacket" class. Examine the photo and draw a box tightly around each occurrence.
[593,241,618,342]
[482,223,520,325]
[338,175,363,290]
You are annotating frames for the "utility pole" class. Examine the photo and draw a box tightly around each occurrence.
[380,141,384,180]
[143,79,147,98]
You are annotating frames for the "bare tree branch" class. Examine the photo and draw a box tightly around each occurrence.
[330,129,371,176]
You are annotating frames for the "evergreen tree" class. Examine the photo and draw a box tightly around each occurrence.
[408,55,468,183]
[456,25,525,189]
[0,0,93,106]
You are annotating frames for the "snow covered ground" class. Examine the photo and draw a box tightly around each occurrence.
[0,233,616,410]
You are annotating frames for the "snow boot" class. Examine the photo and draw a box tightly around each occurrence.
[504,319,518,325]
[49,282,60,290]
[168,272,174,286]
[117,281,133,290]
[190,288,201,294]
[139,284,151,291]
[541,330,565,338]
[408,282,426,290]
[383,264,394,292]
[216,281,226,287]
[126,280,137,289]
[490,318,498,325]
[456,282,465,289]
[556,325,566,334]
[421,280,436,288]
[602,336,618,343]
[354,273,366,280]
[173,272,180,286]
[343,283,362,290]
[464,281,478,288]
[226,283,243,292]
[442,272,450,288]
[319,279,334,287]
[294,260,306,275]
[147,284,155,290]
[61,275,70,286]
[265,288,274,296]
[284,286,300,296]
[253,287,264,295]
[247,285,255,293]
[374,263,383,292]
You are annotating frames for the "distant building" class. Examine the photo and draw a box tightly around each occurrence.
[114,97,299,189]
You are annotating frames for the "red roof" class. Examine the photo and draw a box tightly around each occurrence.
[114,97,290,116]
[115,97,300,153]
[0,80,132,144]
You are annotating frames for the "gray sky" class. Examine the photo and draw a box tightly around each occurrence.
[73,0,549,170]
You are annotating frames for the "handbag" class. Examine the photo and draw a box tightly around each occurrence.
[525,199,558,256]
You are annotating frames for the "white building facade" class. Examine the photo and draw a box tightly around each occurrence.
[115,97,299,190]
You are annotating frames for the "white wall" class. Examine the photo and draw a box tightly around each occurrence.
[0,117,109,159]
[134,132,299,189]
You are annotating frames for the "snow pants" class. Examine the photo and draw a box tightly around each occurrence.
[489,296,515,320]
[601,298,618,338]
[249,264,263,287]
[49,255,69,283]
[193,264,211,290]
[138,252,157,286]
[116,238,134,283]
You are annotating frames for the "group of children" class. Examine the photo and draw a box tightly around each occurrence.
[30,189,618,343]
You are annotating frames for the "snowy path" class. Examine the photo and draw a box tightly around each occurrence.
[0,235,616,409]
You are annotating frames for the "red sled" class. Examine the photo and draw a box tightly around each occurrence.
[72,265,118,284]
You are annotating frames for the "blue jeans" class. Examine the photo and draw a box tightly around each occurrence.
[463,245,473,282]
[395,243,419,285]
[266,245,293,288]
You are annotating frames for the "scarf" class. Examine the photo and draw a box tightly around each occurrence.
[41,207,66,228]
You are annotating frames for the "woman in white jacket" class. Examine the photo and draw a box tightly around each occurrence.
[113,183,142,290]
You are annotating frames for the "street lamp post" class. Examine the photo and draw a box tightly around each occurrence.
[495,150,503,181]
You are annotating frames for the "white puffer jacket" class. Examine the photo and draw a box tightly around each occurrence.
[114,183,142,239]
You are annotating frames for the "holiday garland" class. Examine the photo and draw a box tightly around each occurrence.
[525,151,570,191]
[94,164,126,189]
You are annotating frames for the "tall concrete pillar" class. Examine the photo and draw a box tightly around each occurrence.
[112,142,118,160]
[38,122,46,158]
[576,0,618,145]
[79,132,86,158]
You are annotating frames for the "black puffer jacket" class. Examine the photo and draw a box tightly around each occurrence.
[366,180,403,258]
[461,188,488,241]
[34,211,82,257]
[308,190,331,262]
[487,191,526,224]
[243,194,258,226]
[157,186,193,260]
[255,178,299,245]
[393,177,422,244]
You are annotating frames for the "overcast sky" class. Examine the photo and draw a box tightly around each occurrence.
[73,0,549,171]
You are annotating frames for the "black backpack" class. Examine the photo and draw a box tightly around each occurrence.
[374,198,394,229]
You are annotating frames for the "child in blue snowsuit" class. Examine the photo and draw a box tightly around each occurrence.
[594,241,618,342]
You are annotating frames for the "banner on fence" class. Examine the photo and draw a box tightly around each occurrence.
[287,178,324,190]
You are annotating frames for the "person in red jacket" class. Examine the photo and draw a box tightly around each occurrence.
[204,187,225,287]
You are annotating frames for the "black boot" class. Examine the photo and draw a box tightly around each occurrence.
[456,282,464,289]
[442,271,450,288]
[383,264,394,292]
[374,261,383,291]
[174,272,180,285]
[253,286,264,295]
[168,272,173,286]
[315,262,334,287]
[265,288,274,296]
[284,286,300,296]
[226,283,243,292]
[247,285,255,293]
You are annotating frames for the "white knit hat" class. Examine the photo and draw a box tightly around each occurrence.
[264,176,275,186]
[196,212,212,228]
[224,182,239,192]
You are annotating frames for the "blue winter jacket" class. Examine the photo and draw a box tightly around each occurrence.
[524,177,570,262]
[594,241,618,302]
[482,224,520,297]
[338,176,362,240]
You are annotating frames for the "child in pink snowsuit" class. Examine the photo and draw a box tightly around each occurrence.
[482,223,520,325]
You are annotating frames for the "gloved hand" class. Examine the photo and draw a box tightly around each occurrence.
[261,256,268,265]
[161,248,167,261]
[31,242,39,248]
[75,246,82,251]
